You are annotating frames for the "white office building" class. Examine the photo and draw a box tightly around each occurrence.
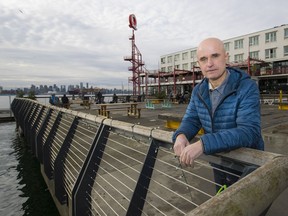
[160,24,288,72]
[157,24,288,94]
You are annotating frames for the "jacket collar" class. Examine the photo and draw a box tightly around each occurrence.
[198,67,245,96]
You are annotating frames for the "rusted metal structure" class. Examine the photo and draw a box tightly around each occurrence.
[123,23,288,96]
[124,14,146,96]
[139,58,288,97]
[139,66,203,95]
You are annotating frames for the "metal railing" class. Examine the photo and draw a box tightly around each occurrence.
[11,98,288,216]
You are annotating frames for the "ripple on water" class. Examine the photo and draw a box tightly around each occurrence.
[0,122,59,216]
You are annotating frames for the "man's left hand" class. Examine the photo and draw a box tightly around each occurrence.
[179,140,204,167]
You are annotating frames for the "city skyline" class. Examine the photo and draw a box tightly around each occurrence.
[0,81,130,95]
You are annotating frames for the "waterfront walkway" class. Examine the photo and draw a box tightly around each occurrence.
[76,102,288,216]
[5,99,288,215]
[78,102,288,134]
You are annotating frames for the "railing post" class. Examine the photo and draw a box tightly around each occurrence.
[11,99,21,130]
[10,99,18,120]
[21,100,32,129]
[43,111,63,179]
[25,104,39,148]
[29,106,45,150]
[72,123,110,216]
[8,95,12,117]
[22,101,33,136]
[10,98,17,112]
[54,117,79,204]
[13,99,24,127]
[126,139,160,216]
[35,108,52,162]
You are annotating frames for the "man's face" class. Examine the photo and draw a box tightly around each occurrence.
[197,39,228,81]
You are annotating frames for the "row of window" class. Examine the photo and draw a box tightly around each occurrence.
[162,46,288,65]
[161,28,288,64]
[161,50,197,64]
[235,46,288,61]
[161,45,288,64]
[232,33,277,50]
[161,62,198,72]
[161,46,288,71]
[225,29,288,50]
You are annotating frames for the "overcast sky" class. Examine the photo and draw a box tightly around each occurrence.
[0,0,287,90]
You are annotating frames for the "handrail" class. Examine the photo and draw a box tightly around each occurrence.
[11,98,288,216]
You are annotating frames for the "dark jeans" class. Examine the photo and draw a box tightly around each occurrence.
[212,163,241,193]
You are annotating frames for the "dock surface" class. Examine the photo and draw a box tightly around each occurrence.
[77,102,288,216]
[3,101,288,215]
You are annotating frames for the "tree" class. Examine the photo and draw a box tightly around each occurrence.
[28,90,36,100]
[16,89,25,98]
[155,91,166,99]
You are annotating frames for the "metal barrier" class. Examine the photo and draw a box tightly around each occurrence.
[11,98,288,216]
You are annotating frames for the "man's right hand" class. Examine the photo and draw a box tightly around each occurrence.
[173,134,189,156]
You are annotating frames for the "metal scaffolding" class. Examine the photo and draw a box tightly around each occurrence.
[124,14,145,96]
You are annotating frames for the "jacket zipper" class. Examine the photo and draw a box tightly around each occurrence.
[198,90,236,132]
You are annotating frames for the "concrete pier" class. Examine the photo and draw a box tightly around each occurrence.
[78,102,288,216]
[9,99,288,215]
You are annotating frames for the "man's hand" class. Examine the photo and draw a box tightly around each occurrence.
[174,134,204,167]
[179,140,204,167]
[173,134,190,156]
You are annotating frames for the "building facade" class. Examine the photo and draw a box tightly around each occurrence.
[160,24,288,73]
[152,24,288,95]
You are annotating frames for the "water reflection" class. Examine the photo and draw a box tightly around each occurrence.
[0,122,59,216]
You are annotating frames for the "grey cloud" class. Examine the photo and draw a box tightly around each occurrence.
[1,0,288,89]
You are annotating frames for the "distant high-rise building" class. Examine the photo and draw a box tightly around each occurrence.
[60,85,66,92]
[68,85,74,91]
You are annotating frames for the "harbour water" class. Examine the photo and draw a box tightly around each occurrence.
[0,95,15,109]
[0,122,59,216]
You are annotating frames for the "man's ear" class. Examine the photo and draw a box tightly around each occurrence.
[225,52,229,62]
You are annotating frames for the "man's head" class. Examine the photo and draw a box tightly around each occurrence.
[196,38,228,84]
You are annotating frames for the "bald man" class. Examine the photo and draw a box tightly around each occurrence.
[173,38,264,188]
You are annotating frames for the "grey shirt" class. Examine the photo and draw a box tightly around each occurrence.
[209,70,230,115]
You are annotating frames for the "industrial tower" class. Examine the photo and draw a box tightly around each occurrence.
[124,14,145,96]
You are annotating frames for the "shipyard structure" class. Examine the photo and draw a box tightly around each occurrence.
[125,20,288,96]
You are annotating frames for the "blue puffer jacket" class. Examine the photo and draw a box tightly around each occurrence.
[172,67,264,154]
